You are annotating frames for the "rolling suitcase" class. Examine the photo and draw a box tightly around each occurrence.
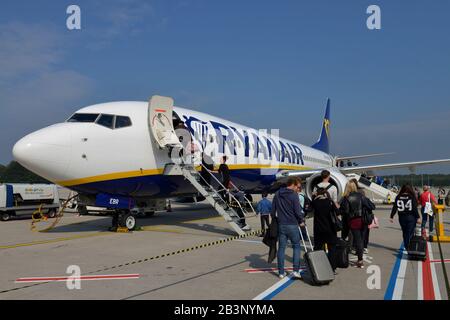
[407,227,426,261]
[335,238,350,268]
[299,226,335,285]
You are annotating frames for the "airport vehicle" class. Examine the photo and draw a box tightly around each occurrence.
[0,184,60,221]
[12,95,450,233]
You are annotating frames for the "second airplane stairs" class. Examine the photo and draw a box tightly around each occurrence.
[346,173,398,204]
[163,163,256,236]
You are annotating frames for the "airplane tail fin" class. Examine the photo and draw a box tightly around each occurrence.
[311,98,331,154]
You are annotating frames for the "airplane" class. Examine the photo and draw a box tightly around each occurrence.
[12,95,450,232]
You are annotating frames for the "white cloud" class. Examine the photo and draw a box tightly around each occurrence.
[0,22,63,83]
[0,22,95,164]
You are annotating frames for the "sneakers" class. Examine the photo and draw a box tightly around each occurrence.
[364,248,369,254]
[291,271,302,279]
[241,225,251,231]
[278,273,286,279]
[355,261,364,269]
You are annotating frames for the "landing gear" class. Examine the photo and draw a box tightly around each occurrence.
[111,210,136,231]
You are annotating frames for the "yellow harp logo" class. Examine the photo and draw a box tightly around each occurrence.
[323,119,330,138]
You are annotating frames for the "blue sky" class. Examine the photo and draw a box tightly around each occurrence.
[1,0,449,173]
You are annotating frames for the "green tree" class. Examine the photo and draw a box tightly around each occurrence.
[0,161,50,184]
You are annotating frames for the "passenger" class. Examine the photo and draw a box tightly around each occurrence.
[339,181,374,269]
[271,177,304,279]
[311,186,339,274]
[218,156,231,203]
[389,184,421,249]
[414,187,421,201]
[200,153,214,189]
[314,170,339,209]
[419,185,438,236]
[231,188,251,231]
[437,187,446,205]
[349,179,375,255]
[446,190,450,207]
[256,192,272,237]
[297,184,308,239]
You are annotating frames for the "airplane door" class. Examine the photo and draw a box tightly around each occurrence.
[148,95,182,149]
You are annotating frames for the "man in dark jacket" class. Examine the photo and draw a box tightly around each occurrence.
[271,177,305,279]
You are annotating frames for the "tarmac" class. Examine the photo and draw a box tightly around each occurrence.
[0,202,449,300]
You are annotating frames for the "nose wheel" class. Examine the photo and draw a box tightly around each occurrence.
[111,210,136,231]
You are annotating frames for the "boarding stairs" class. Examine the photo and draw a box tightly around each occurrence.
[163,162,256,235]
[346,173,397,204]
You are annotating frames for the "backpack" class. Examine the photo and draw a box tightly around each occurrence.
[300,193,313,214]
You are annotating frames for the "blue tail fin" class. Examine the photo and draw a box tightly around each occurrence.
[311,99,331,154]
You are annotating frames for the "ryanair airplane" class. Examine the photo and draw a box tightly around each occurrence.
[12,95,450,231]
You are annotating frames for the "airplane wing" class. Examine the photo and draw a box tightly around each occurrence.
[340,159,450,174]
[275,169,323,180]
[336,152,394,162]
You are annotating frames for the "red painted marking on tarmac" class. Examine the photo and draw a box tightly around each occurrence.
[15,274,140,283]
[422,246,435,300]
[430,259,450,264]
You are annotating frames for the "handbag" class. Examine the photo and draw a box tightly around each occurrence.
[330,206,343,232]
[362,207,374,225]
[424,193,433,216]
[368,216,379,229]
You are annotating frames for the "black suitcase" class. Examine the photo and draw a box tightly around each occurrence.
[407,236,426,261]
[335,239,350,268]
[300,226,335,285]
[407,227,426,261]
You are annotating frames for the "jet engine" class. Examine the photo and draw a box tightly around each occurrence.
[304,169,348,201]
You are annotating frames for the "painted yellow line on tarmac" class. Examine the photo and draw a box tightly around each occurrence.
[0,213,232,249]
[140,227,184,234]
[0,232,112,250]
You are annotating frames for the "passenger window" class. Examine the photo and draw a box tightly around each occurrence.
[115,116,132,129]
[96,114,114,129]
[67,113,100,123]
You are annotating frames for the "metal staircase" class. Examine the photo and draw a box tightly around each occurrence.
[163,162,256,235]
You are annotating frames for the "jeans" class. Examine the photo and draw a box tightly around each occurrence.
[260,215,270,233]
[399,214,417,249]
[351,228,366,261]
[421,207,434,234]
[363,226,370,249]
[277,224,301,275]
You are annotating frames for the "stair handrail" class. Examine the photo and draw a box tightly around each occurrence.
[180,164,246,223]
[228,181,257,216]
[198,164,256,218]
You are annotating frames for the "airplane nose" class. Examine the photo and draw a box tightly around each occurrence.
[13,125,72,182]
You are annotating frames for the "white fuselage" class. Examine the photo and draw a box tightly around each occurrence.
[13,102,334,198]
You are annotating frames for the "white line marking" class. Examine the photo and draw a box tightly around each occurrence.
[417,261,423,300]
[392,248,408,300]
[235,239,263,244]
[427,242,442,300]
[253,274,293,300]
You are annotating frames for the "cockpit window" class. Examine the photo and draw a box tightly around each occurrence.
[67,113,100,123]
[115,116,132,129]
[96,114,115,129]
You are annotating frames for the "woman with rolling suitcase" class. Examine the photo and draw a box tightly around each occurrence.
[339,181,375,269]
[389,184,421,249]
[311,187,339,274]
